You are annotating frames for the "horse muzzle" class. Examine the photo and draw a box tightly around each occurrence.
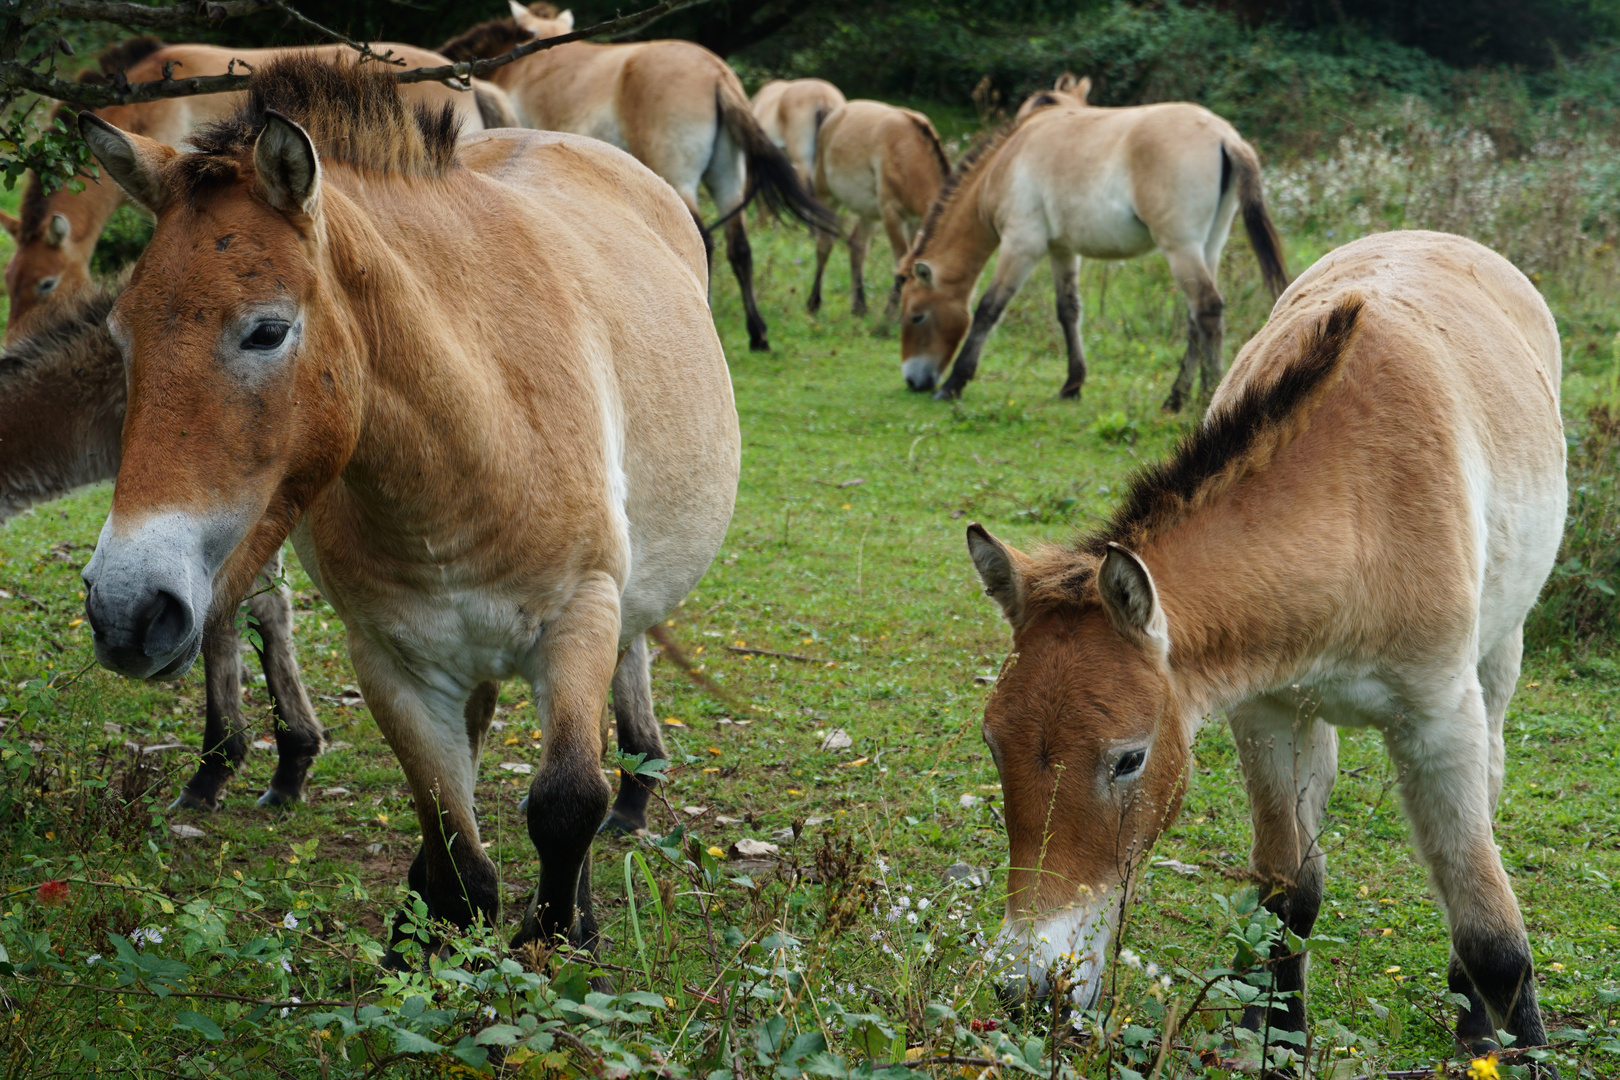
[990,902,1115,1016]
[902,356,939,392]
[82,510,234,680]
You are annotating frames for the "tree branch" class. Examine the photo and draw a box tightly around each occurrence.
[0,0,710,110]
[20,0,279,29]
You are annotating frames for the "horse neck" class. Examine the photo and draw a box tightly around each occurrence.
[1144,467,1351,714]
[919,167,1000,293]
[0,314,125,521]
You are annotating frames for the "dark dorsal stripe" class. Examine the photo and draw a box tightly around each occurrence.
[438,18,537,63]
[909,122,1017,264]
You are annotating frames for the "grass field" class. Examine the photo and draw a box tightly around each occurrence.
[1,159,1618,1078]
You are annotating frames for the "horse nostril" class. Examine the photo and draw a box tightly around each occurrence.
[134,589,191,654]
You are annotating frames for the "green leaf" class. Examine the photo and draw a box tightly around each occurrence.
[475,1024,524,1046]
[389,1028,445,1054]
[174,1009,225,1041]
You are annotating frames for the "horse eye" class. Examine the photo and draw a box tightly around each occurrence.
[36,277,57,296]
[1113,749,1146,779]
[909,312,927,325]
[242,321,290,351]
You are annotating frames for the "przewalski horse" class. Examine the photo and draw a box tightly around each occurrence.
[967,231,1564,1065]
[809,100,949,318]
[752,78,846,191]
[1012,71,1091,123]
[0,36,512,343]
[76,56,739,956]
[897,101,1289,409]
[439,3,837,352]
[0,281,322,810]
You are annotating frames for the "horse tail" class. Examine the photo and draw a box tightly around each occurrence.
[712,78,838,234]
[471,80,519,130]
[1223,140,1290,300]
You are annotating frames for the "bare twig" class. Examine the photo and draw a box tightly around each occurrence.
[19,0,277,28]
[726,645,826,664]
[646,624,756,713]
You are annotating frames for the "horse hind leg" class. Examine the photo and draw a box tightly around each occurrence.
[808,221,836,315]
[249,555,324,808]
[724,215,770,351]
[602,633,665,835]
[173,618,250,811]
[1161,246,1224,413]
[1387,679,1554,1070]
[848,218,873,317]
[1051,250,1086,399]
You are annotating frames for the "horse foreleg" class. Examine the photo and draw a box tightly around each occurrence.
[1162,247,1224,412]
[514,572,619,957]
[602,634,664,835]
[250,555,323,807]
[1387,682,1553,1068]
[1051,251,1086,399]
[880,202,910,319]
[935,245,1040,400]
[173,617,249,811]
[848,218,873,317]
[808,223,837,315]
[1230,696,1339,1051]
[724,216,770,352]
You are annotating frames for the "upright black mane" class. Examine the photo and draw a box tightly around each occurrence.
[438,18,537,62]
[908,122,1015,263]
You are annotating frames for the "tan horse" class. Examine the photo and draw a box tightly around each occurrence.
[752,77,846,189]
[897,101,1288,409]
[440,3,835,352]
[77,57,739,956]
[1012,71,1091,123]
[0,37,511,343]
[0,280,322,810]
[967,232,1563,1062]
[808,100,948,318]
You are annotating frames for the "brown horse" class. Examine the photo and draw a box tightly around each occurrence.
[0,37,510,343]
[440,3,836,352]
[77,56,739,958]
[967,231,1563,1064]
[897,101,1288,409]
[808,100,949,318]
[0,281,321,809]
[752,77,846,190]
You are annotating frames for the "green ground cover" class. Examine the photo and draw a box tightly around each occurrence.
[0,142,1618,1077]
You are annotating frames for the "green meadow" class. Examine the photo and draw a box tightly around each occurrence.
[1,119,1618,1077]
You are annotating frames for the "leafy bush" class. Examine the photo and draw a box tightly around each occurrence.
[1530,402,1620,648]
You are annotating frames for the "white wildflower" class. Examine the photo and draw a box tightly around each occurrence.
[917,897,930,911]
[86,953,101,966]
[906,912,919,925]
[1119,947,1141,969]
[281,995,301,1019]
[280,957,293,973]
[482,1006,497,1020]
[897,895,910,909]
[283,912,299,930]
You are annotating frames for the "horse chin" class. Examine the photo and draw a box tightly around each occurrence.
[990,900,1115,1016]
[902,355,940,392]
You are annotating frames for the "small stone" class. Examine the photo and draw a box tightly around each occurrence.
[499,762,533,775]
[366,843,383,855]
[959,794,982,810]
[103,722,122,735]
[820,729,852,752]
[321,787,351,798]
[327,741,353,752]
[973,674,996,686]
[488,720,506,732]
[715,815,744,825]
[1152,858,1201,878]
[729,838,780,859]
[944,862,990,887]
[771,827,795,841]
[251,739,275,751]
[142,742,187,755]
[803,815,829,827]
[170,824,207,840]
[682,805,708,816]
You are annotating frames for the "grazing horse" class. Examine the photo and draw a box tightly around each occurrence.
[76,56,738,956]
[1013,71,1091,123]
[897,101,1288,409]
[752,78,846,190]
[0,36,512,343]
[966,231,1563,1064]
[808,100,949,318]
[439,3,836,352]
[0,281,322,809]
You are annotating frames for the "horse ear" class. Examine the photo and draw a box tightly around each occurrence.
[254,111,321,217]
[1098,543,1169,659]
[1074,76,1092,103]
[1055,72,1079,92]
[78,113,174,214]
[967,523,1031,625]
[913,259,934,287]
[45,213,70,248]
[0,210,19,241]
[554,8,575,29]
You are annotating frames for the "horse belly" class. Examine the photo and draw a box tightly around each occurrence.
[1053,182,1153,260]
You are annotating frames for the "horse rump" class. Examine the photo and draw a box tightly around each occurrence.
[716,82,838,234]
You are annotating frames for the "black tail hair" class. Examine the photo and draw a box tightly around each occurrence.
[710,81,839,235]
[1223,141,1290,300]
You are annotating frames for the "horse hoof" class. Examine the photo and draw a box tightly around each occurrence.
[170,789,221,812]
[598,810,647,837]
[257,786,301,809]
[749,338,770,352]
[806,298,821,315]
[1161,395,1185,413]
[932,386,960,401]
[1059,383,1082,400]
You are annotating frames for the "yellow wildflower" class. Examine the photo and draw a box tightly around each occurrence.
[1467,1052,1499,1080]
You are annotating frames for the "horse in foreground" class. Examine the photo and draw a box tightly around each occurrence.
[440,3,835,352]
[897,97,1288,409]
[0,282,321,810]
[968,231,1563,1065]
[809,100,949,318]
[0,36,510,344]
[77,57,740,955]
[752,77,846,191]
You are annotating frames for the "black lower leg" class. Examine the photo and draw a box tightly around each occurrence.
[1240,875,1321,1040]
[1450,951,1497,1053]
[1454,930,1551,1060]
[937,289,1011,399]
[605,637,664,834]
[1055,275,1086,398]
[516,750,612,950]
[725,217,769,351]
[1196,295,1226,402]
[177,621,249,810]
[252,584,323,808]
